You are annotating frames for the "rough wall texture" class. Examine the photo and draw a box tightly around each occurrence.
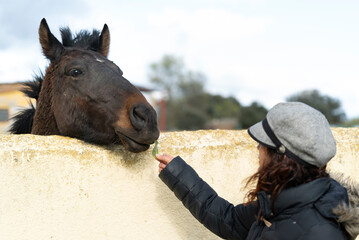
[0,128,358,240]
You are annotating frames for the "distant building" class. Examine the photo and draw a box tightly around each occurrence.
[0,83,35,133]
[0,83,167,134]
[140,88,167,132]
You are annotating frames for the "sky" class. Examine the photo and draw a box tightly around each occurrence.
[1,0,358,119]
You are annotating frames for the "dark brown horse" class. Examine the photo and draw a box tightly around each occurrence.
[10,18,159,153]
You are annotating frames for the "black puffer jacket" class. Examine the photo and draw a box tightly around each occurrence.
[159,156,359,240]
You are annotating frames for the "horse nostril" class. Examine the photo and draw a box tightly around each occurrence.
[130,105,147,131]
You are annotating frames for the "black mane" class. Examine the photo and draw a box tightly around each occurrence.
[9,104,35,134]
[21,72,43,100]
[60,27,102,51]
[9,73,43,134]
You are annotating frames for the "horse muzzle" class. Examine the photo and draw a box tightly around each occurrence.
[114,103,160,153]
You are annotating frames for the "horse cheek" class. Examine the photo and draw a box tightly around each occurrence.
[52,94,79,136]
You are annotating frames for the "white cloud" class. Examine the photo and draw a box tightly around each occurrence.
[146,7,270,55]
[0,44,47,82]
[148,8,269,39]
[142,7,272,90]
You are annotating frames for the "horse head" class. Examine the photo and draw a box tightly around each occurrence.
[28,18,159,153]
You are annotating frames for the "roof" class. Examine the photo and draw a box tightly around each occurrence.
[137,86,154,92]
[0,83,24,94]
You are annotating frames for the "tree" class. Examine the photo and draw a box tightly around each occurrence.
[343,118,359,127]
[148,55,185,101]
[148,55,242,130]
[239,102,268,129]
[286,90,346,124]
[202,94,241,119]
[171,100,208,130]
[149,55,209,130]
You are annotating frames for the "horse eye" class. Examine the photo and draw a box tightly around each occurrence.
[68,68,83,77]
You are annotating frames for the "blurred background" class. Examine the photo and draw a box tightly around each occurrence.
[1,0,358,133]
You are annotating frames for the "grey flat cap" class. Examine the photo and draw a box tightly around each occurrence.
[248,102,336,167]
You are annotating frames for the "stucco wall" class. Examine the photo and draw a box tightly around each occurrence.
[0,128,358,239]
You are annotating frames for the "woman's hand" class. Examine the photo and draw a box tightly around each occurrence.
[155,154,174,173]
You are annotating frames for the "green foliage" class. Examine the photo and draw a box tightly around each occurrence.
[152,140,158,158]
[149,55,349,130]
[239,102,268,129]
[149,55,185,100]
[286,90,346,124]
[178,71,206,98]
[203,94,241,119]
[174,103,208,130]
[343,118,359,127]
[149,55,241,130]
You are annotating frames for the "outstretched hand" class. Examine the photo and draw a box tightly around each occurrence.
[155,154,174,173]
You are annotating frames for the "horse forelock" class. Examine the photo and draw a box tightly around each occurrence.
[60,27,102,52]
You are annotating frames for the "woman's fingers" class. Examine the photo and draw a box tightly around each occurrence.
[156,154,174,173]
[155,154,174,164]
[159,162,167,169]
[158,162,167,173]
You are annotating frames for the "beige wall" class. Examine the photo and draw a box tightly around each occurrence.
[0,128,358,240]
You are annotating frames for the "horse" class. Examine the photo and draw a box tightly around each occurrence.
[10,18,159,153]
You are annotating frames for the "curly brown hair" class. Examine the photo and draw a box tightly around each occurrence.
[244,145,329,210]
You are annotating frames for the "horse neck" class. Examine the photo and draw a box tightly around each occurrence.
[31,67,60,135]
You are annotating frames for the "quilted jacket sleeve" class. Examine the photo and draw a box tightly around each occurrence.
[159,156,257,240]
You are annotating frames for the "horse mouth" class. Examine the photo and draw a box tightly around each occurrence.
[115,131,150,153]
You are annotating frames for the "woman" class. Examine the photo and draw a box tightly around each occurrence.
[155,102,358,240]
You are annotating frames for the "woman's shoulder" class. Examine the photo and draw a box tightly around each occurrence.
[269,206,346,240]
[297,221,348,240]
[309,174,358,240]
[329,173,359,240]
[272,176,354,239]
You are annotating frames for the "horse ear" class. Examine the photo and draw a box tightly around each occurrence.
[99,24,110,57]
[38,18,64,62]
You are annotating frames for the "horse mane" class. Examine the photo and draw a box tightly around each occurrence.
[22,72,43,100]
[9,104,36,134]
[9,73,43,134]
[60,27,102,51]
